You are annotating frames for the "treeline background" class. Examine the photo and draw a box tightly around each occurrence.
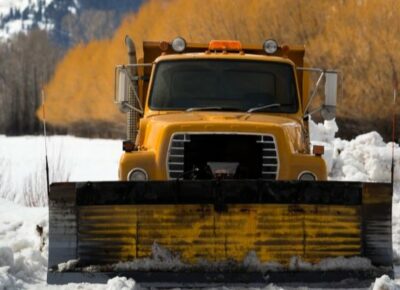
[2,0,400,140]
[0,0,142,136]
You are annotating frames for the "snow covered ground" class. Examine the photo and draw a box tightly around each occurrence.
[0,120,400,289]
[0,135,120,206]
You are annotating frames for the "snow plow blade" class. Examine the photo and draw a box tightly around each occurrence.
[47,180,393,287]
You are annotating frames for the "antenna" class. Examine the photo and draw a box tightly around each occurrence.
[41,89,50,196]
[390,58,397,184]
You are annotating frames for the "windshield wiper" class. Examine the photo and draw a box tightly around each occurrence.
[247,103,281,113]
[186,106,241,112]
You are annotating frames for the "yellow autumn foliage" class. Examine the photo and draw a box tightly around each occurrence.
[42,0,400,137]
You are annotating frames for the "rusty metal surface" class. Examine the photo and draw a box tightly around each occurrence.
[362,183,393,266]
[48,183,78,269]
[78,204,362,265]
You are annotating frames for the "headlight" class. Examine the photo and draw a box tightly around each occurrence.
[263,39,278,54]
[298,172,316,181]
[128,168,148,181]
[171,37,186,53]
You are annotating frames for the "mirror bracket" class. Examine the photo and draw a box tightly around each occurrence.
[114,63,152,114]
[297,67,338,120]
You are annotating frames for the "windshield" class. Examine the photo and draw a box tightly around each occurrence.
[149,60,298,113]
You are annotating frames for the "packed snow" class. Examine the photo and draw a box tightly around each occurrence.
[0,199,138,290]
[75,244,374,274]
[0,119,400,289]
[372,275,400,290]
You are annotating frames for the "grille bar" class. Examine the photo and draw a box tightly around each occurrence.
[259,135,279,180]
[167,134,190,179]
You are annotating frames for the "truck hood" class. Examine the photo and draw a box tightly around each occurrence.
[138,112,306,153]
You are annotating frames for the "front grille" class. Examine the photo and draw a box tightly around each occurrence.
[257,135,279,180]
[167,133,279,180]
[167,134,190,179]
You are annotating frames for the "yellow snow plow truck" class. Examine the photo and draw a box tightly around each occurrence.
[47,37,393,287]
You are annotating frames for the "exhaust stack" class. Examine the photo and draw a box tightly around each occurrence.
[125,36,139,142]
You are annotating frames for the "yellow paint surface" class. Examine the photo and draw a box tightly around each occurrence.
[78,203,361,265]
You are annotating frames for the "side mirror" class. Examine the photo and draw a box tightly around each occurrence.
[321,71,337,120]
[115,67,130,113]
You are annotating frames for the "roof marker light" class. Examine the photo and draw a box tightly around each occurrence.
[263,39,278,54]
[171,37,186,53]
[159,41,169,51]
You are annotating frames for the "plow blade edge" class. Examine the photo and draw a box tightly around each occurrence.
[47,180,392,287]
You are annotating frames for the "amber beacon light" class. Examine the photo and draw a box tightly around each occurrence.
[208,40,242,51]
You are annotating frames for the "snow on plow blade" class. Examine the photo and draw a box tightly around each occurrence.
[47,180,393,287]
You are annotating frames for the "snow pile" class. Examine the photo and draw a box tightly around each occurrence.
[0,197,139,289]
[105,277,137,290]
[0,199,48,289]
[112,246,284,273]
[372,275,400,290]
[330,132,400,184]
[70,244,374,276]
[243,251,283,272]
[394,208,400,263]
[245,253,373,273]
[309,119,339,172]
[113,243,185,272]
[289,256,373,271]
[57,259,79,272]
[309,119,400,189]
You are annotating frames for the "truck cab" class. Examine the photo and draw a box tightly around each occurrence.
[115,38,337,182]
